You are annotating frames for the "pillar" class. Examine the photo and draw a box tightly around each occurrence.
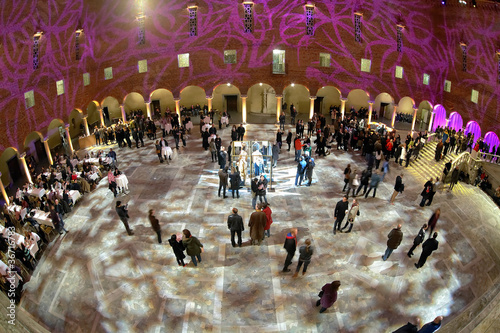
[65,125,74,155]
[391,105,397,128]
[411,107,418,133]
[340,98,347,120]
[98,108,105,127]
[207,96,213,111]
[174,98,180,117]
[309,96,316,119]
[276,95,282,123]
[120,105,127,123]
[241,95,247,124]
[82,116,90,136]
[428,112,435,133]
[19,153,32,184]
[43,137,53,166]
[367,101,374,127]
[146,102,152,119]
[0,173,9,206]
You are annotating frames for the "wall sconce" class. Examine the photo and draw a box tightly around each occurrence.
[259,83,263,86]
[34,31,43,38]
[291,83,295,87]
[243,1,254,5]
[305,2,315,8]
[227,83,231,86]
[187,4,198,9]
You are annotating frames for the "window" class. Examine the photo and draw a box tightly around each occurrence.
[33,34,41,70]
[319,53,331,67]
[75,31,82,60]
[137,15,146,45]
[104,67,113,80]
[188,6,197,37]
[361,58,371,72]
[461,43,467,72]
[224,50,237,64]
[471,89,479,104]
[83,73,90,86]
[272,50,286,74]
[243,3,253,33]
[423,74,430,86]
[395,66,403,79]
[138,59,148,73]
[397,25,404,53]
[24,90,35,109]
[56,80,64,96]
[354,13,362,42]
[305,5,315,36]
[178,53,189,68]
[444,80,451,92]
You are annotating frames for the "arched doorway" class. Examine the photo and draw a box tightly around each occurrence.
[283,84,310,121]
[101,96,121,125]
[46,119,67,155]
[373,92,395,121]
[484,132,500,154]
[448,112,463,132]
[23,131,46,163]
[0,147,21,188]
[87,101,101,129]
[416,100,433,132]
[213,83,242,113]
[68,109,84,139]
[346,89,370,118]
[247,83,276,114]
[316,86,341,116]
[432,104,447,132]
[180,86,207,112]
[394,96,415,130]
[123,92,146,118]
[150,89,175,116]
[465,121,481,145]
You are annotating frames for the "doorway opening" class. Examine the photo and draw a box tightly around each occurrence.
[224,95,238,113]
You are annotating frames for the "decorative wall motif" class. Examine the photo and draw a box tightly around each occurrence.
[33,35,40,70]
[243,3,253,33]
[397,25,403,52]
[138,15,146,45]
[306,5,314,36]
[189,7,197,37]
[354,13,362,43]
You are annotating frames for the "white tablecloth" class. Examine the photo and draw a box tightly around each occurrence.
[56,190,81,203]
[0,225,24,248]
[88,173,99,181]
[43,172,62,180]
[221,116,229,125]
[185,121,193,130]
[27,188,46,199]
[7,205,27,220]
[32,210,53,228]
[203,124,212,132]
[165,123,172,133]
[203,117,211,124]
[115,175,129,190]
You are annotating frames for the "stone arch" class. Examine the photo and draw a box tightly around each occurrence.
[346,89,370,115]
[316,86,342,115]
[212,83,242,113]
[432,104,447,132]
[374,92,395,119]
[484,132,500,153]
[0,147,21,187]
[123,92,146,116]
[150,89,175,114]
[101,96,121,125]
[247,83,276,114]
[23,131,45,163]
[465,121,481,145]
[416,100,433,132]
[86,101,101,128]
[283,84,310,115]
[448,112,464,132]
[68,108,84,139]
[397,96,416,115]
[180,86,207,110]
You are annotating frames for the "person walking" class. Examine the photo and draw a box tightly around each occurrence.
[346,170,359,198]
[115,201,134,235]
[407,224,428,258]
[50,205,68,235]
[218,167,228,198]
[286,130,293,151]
[415,232,439,269]
[356,168,371,196]
[340,199,359,233]
[333,196,349,235]
[427,208,440,238]
[342,164,352,192]
[262,203,273,238]
[257,175,268,205]
[209,138,218,162]
[248,204,267,245]
[292,239,313,277]
[148,209,162,244]
[417,316,443,332]
[182,229,204,267]
[449,166,460,191]
[229,167,241,198]
[227,208,244,247]
[316,280,341,313]
[382,224,403,261]
[427,177,440,206]
[282,228,297,272]
[251,177,259,209]
[168,234,186,266]
[390,173,405,204]
[419,178,433,207]
[364,170,381,198]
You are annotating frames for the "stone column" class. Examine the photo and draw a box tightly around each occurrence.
[367,101,374,127]
[340,98,347,121]
[207,96,213,111]
[0,173,10,206]
[19,153,32,184]
[391,105,397,128]
[411,107,418,133]
[146,102,152,119]
[98,107,105,127]
[428,112,435,133]
[309,96,316,119]
[120,105,127,123]
[65,125,74,155]
[174,98,181,117]
[276,95,282,123]
[241,95,248,124]
[82,116,90,136]
[43,137,53,166]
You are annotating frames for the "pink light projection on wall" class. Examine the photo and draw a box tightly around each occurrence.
[484,132,499,153]
[465,121,481,145]
[448,112,464,132]
[432,105,447,132]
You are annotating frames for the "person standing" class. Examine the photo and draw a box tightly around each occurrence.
[237,124,245,141]
[148,209,162,244]
[218,146,227,171]
[209,139,218,162]
[227,208,244,247]
[218,167,228,198]
[248,204,267,245]
[251,177,259,209]
[293,239,313,277]
[295,157,307,186]
[182,229,204,267]
[262,203,273,238]
[294,136,304,161]
[257,175,268,205]
[279,112,286,131]
[272,141,280,168]
[407,224,428,258]
[390,173,405,204]
[364,170,381,198]
[229,167,241,199]
[115,201,134,235]
[427,177,440,206]
[340,199,359,233]
[417,316,443,332]
[427,208,440,238]
[415,232,439,269]
[168,234,186,266]
[419,178,433,207]
[333,196,349,235]
[305,156,315,186]
[316,280,341,313]
[282,228,298,272]
[50,205,68,235]
[449,166,460,191]
[286,130,293,151]
[342,164,352,192]
[382,224,403,261]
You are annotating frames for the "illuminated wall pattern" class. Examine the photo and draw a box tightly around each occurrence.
[0,0,499,151]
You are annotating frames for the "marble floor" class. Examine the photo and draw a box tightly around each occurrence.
[16,124,500,333]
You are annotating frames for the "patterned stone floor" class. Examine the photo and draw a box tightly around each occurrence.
[18,124,500,333]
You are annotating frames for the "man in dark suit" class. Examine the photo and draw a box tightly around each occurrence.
[229,168,241,198]
[407,224,427,257]
[116,201,134,235]
[333,196,349,235]
[237,124,245,141]
[415,232,439,268]
[218,167,228,198]
[227,208,244,247]
[218,147,227,171]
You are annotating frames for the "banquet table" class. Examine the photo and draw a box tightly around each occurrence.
[27,188,46,199]
[32,210,54,228]
[7,204,27,220]
[55,189,81,203]
[221,116,229,125]
[0,224,24,248]
[115,175,129,190]
[84,157,112,165]
[203,124,212,132]
[185,121,193,130]
[165,123,173,133]
[43,172,62,180]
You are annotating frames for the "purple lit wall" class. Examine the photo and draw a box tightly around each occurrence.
[465,121,481,144]
[484,132,500,152]
[448,112,464,132]
[432,105,447,132]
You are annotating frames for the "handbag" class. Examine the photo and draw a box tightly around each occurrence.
[318,290,324,298]
[156,149,161,154]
